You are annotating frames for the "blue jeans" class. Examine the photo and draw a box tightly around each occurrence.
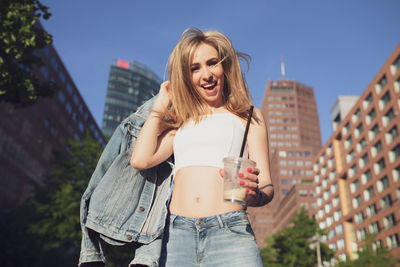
[160,210,263,267]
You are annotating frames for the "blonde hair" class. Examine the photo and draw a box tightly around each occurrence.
[160,28,255,131]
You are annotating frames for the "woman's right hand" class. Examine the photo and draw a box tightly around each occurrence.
[154,81,171,112]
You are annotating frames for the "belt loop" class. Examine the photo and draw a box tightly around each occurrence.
[169,214,177,229]
[216,214,224,228]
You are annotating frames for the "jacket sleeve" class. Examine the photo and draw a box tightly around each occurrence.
[79,125,124,265]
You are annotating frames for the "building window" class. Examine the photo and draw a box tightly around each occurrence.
[40,65,49,78]
[366,108,376,125]
[334,210,342,221]
[345,135,352,149]
[347,150,355,163]
[282,190,288,195]
[391,55,400,75]
[66,102,72,114]
[337,238,346,250]
[299,190,308,197]
[385,126,399,145]
[382,108,395,127]
[389,144,400,163]
[379,91,391,110]
[59,71,66,84]
[363,93,373,110]
[354,211,364,224]
[368,124,380,142]
[318,208,325,219]
[350,179,359,194]
[361,169,372,185]
[377,176,389,193]
[331,183,338,194]
[348,164,357,178]
[322,178,328,188]
[380,194,392,210]
[356,228,367,241]
[355,123,363,138]
[371,140,382,157]
[376,75,387,94]
[342,122,350,136]
[325,203,332,213]
[366,203,377,218]
[393,166,400,183]
[374,157,385,175]
[336,224,344,235]
[326,216,333,227]
[359,153,369,169]
[353,195,362,209]
[317,197,323,207]
[369,221,380,234]
[356,138,367,153]
[363,186,374,201]
[323,190,331,200]
[386,234,399,250]
[66,83,73,94]
[352,109,361,123]
[333,196,340,207]
[329,170,336,181]
[57,90,65,103]
[383,213,396,229]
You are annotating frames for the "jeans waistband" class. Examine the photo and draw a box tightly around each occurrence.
[169,210,248,230]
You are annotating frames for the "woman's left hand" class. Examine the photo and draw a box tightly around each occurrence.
[219,167,260,203]
[238,167,260,203]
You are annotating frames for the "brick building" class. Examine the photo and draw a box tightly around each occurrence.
[248,79,322,246]
[0,33,105,210]
[313,44,400,261]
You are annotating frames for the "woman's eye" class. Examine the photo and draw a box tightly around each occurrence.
[191,66,199,72]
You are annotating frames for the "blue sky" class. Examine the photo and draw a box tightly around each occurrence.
[40,0,400,144]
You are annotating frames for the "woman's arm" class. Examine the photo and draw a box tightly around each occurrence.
[130,81,175,170]
[242,108,274,207]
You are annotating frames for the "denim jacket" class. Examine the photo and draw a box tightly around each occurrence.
[79,96,173,267]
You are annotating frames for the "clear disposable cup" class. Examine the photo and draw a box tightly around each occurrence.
[223,156,256,206]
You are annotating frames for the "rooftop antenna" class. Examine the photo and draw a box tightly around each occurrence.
[280,53,286,79]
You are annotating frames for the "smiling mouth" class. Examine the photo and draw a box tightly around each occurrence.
[201,81,217,90]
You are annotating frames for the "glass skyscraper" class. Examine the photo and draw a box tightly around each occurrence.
[102,59,162,137]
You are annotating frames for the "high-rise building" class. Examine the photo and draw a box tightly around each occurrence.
[101,59,162,137]
[0,37,106,210]
[313,44,400,262]
[248,79,322,246]
[331,96,359,131]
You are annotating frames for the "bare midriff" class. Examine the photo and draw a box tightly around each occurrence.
[169,166,245,218]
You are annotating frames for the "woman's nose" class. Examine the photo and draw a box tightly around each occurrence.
[201,67,213,81]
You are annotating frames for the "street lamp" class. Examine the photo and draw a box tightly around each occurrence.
[309,233,322,267]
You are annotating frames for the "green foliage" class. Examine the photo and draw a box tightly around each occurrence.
[335,234,399,267]
[0,0,56,106]
[29,132,103,250]
[260,207,335,267]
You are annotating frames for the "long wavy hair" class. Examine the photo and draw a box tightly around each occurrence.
[160,28,256,131]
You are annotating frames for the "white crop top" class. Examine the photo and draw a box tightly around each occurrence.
[173,113,249,175]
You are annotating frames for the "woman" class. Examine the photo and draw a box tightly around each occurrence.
[131,28,273,266]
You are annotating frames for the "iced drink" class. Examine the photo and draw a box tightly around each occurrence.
[223,156,256,206]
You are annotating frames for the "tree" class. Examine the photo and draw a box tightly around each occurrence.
[0,0,56,106]
[27,133,136,266]
[29,133,103,251]
[260,207,335,267]
[335,234,399,267]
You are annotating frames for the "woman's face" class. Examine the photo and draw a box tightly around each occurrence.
[190,42,224,108]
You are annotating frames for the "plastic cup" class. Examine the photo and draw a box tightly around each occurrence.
[223,156,256,206]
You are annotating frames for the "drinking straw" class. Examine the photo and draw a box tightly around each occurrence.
[239,105,254,157]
